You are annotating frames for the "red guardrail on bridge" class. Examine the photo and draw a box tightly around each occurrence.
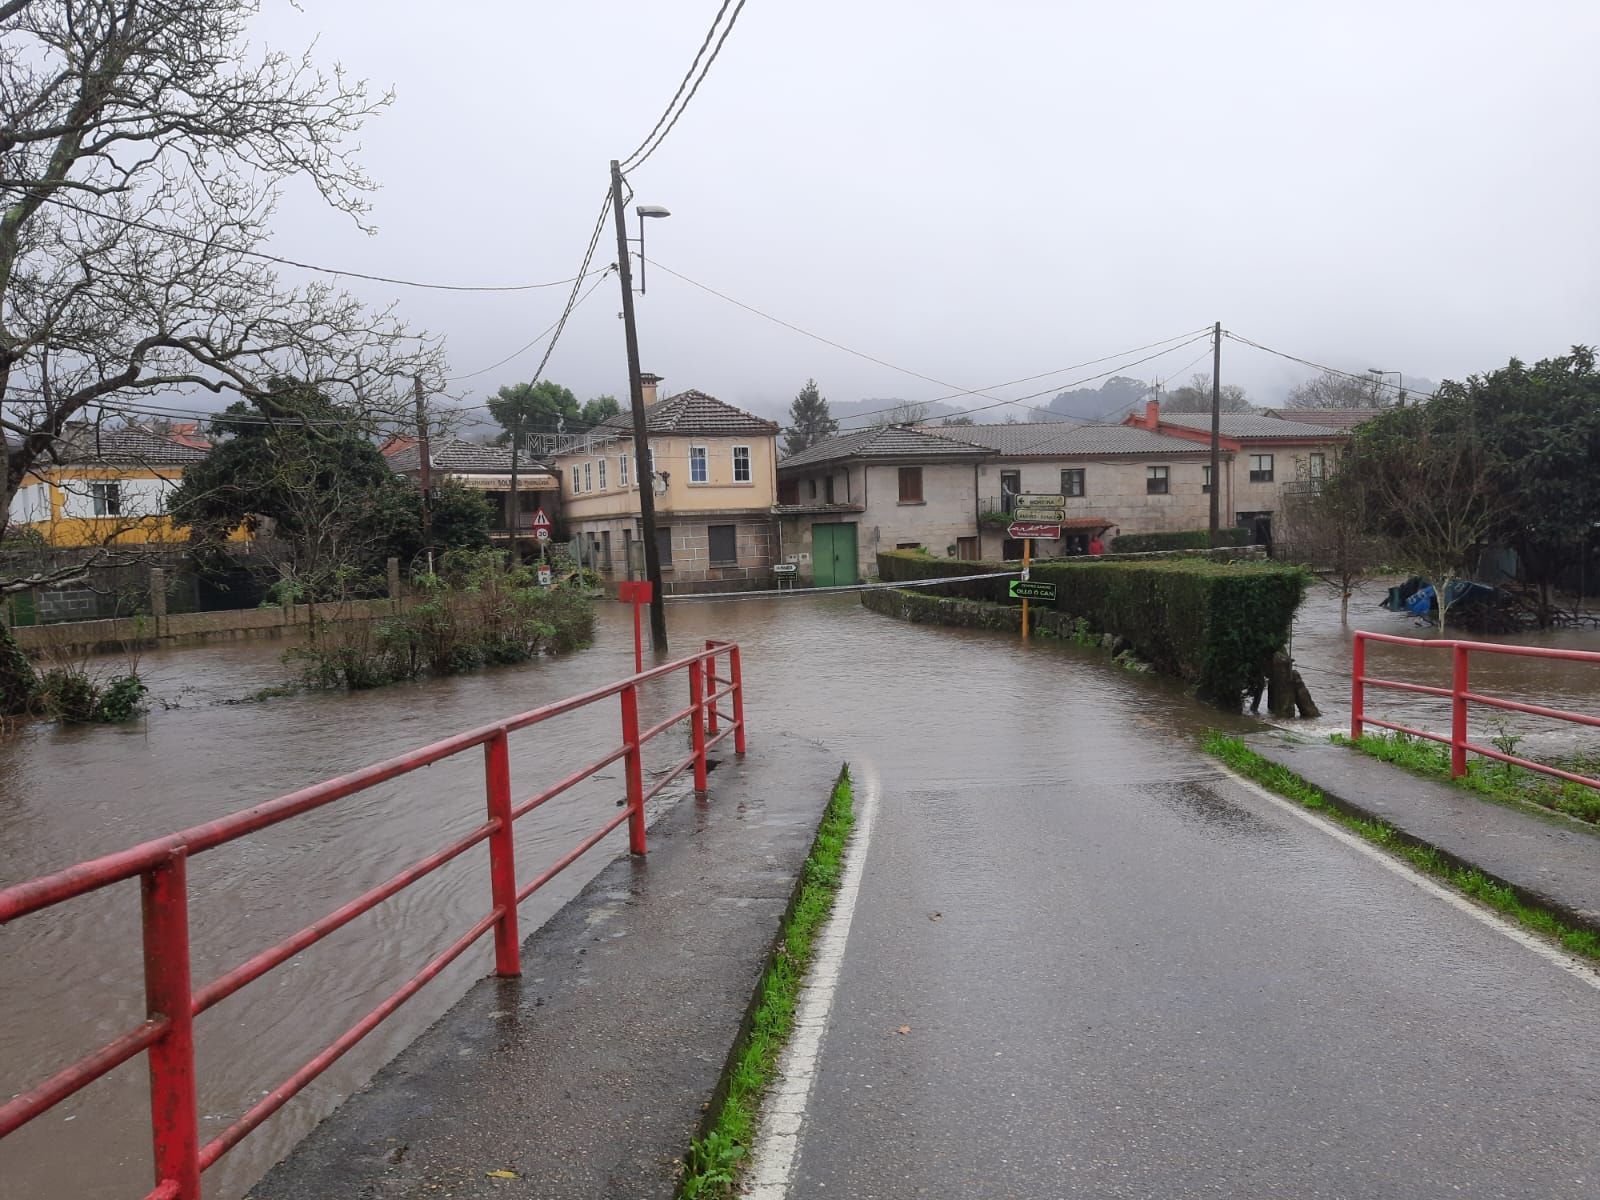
[1351,630,1599,789]
[0,640,746,1200]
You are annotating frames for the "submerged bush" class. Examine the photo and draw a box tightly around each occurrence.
[288,549,596,691]
[32,667,148,723]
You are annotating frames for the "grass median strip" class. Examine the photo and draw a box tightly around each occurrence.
[678,767,856,1199]
[1334,730,1600,825]
[1202,733,1600,964]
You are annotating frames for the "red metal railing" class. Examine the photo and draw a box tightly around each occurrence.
[0,640,746,1200]
[1351,630,1600,789]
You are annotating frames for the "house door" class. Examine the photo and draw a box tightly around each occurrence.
[956,536,979,561]
[811,523,859,587]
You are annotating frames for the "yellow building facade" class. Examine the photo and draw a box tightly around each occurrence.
[553,386,780,592]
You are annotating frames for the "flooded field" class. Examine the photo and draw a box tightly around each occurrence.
[2,582,1596,1198]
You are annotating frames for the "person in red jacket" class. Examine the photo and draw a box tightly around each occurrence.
[1087,534,1105,556]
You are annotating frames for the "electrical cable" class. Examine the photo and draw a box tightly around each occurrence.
[445,266,616,382]
[1224,332,1429,400]
[647,255,1210,423]
[621,0,750,173]
[25,193,609,293]
[619,0,735,167]
[1084,341,1217,424]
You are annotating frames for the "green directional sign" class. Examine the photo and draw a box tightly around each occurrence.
[1009,580,1056,601]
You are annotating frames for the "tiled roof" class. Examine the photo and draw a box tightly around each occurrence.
[1257,407,1380,430]
[58,424,210,466]
[599,389,778,437]
[387,438,552,474]
[918,420,1086,456]
[1032,425,1216,456]
[778,425,986,469]
[1155,412,1345,439]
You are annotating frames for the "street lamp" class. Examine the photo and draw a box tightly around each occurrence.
[609,161,670,652]
[633,205,671,294]
[1367,368,1403,406]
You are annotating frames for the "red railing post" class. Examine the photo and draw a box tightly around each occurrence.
[1350,632,1366,740]
[703,642,719,738]
[142,850,200,1200]
[483,731,522,976]
[689,655,709,797]
[621,684,647,854]
[729,644,747,756]
[1451,644,1470,778]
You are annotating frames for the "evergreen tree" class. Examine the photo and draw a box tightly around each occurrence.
[783,379,839,455]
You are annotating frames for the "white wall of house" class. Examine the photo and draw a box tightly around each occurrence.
[975,456,1220,538]
[8,480,51,524]
[56,475,175,519]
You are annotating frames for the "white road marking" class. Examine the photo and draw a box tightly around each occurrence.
[1214,760,1600,993]
[743,758,879,1198]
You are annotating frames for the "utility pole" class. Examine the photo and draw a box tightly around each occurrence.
[413,375,433,562]
[1209,320,1222,547]
[610,158,667,652]
[508,413,522,566]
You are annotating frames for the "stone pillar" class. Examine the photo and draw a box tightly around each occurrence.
[148,567,167,637]
[387,556,402,608]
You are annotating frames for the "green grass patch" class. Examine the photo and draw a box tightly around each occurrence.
[1202,733,1600,963]
[1336,730,1600,825]
[678,767,856,1199]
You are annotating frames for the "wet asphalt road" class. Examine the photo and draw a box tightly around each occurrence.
[723,606,1600,1199]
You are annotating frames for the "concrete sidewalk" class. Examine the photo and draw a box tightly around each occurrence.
[248,733,839,1200]
[1244,732,1600,928]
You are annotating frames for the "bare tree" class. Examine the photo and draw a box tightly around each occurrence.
[1275,462,1386,622]
[1285,370,1382,410]
[872,400,930,426]
[1161,373,1251,414]
[0,0,444,594]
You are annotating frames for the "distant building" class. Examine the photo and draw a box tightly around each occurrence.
[5,423,234,547]
[551,379,781,591]
[383,436,561,553]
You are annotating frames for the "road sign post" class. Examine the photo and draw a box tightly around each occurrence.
[1007,521,1061,541]
[1021,537,1031,642]
[617,580,654,673]
[1014,493,1066,524]
[1009,580,1057,601]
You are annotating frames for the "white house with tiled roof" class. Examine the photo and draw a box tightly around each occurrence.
[383,435,561,550]
[551,378,780,590]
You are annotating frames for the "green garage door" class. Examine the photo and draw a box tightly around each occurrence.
[811,522,859,587]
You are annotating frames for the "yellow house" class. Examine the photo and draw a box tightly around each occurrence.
[552,381,780,592]
[6,423,230,547]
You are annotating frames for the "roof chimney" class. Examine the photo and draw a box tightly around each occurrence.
[1144,399,1160,430]
[640,372,661,406]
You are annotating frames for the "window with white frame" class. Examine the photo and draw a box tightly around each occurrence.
[1202,464,1213,494]
[619,454,630,487]
[584,462,593,492]
[689,445,709,483]
[1308,452,1326,479]
[598,458,607,489]
[1249,453,1274,483]
[92,481,122,516]
[732,445,752,483]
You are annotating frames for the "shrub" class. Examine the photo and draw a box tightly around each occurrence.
[874,550,1307,708]
[1109,527,1254,553]
[30,666,148,722]
[0,621,37,716]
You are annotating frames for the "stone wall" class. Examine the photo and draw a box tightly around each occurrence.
[9,598,401,658]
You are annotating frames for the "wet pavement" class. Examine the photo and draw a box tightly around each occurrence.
[4,585,1600,1198]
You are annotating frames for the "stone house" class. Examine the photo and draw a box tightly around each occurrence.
[775,426,986,584]
[551,382,780,592]
[1119,403,1348,537]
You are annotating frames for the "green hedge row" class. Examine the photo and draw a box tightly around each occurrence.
[875,550,1306,707]
[1109,527,1255,553]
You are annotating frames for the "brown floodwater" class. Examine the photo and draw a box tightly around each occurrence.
[1,584,1596,1199]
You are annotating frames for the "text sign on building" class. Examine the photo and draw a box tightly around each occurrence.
[1007,521,1061,540]
[1013,493,1066,522]
[1009,580,1056,601]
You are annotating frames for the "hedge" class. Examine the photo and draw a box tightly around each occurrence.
[1109,527,1254,553]
[875,550,1307,708]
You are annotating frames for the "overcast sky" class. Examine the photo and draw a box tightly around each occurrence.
[255,0,1600,422]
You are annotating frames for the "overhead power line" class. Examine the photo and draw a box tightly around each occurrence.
[446,266,616,383]
[621,0,750,173]
[1224,332,1430,399]
[28,193,610,293]
[647,256,1210,423]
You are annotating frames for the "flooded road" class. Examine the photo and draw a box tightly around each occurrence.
[2,584,1597,1199]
